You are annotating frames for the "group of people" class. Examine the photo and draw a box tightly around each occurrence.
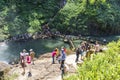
[51,47,66,64]
[51,46,68,78]
[75,41,100,62]
[19,41,100,78]
[20,49,35,76]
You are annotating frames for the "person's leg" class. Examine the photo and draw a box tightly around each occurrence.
[32,59,34,65]
[21,63,25,75]
[81,52,84,60]
[75,54,79,62]
[58,59,60,64]
[52,56,55,64]
[80,54,82,60]
[28,64,32,77]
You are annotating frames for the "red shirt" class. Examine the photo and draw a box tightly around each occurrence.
[52,51,56,57]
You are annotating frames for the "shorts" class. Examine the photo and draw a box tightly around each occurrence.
[81,51,86,56]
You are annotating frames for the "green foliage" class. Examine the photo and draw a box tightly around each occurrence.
[50,0,120,36]
[65,40,120,80]
[4,73,18,80]
[0,0,120,37]
[0,0,60,36]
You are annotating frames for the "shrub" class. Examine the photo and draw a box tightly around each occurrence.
[65,40,120,80]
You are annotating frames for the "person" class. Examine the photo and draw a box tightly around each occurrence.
[85,45,94,60]
[61,49,66,64]
[57,54,61,64]
[60,49,67,79]
[95,41,100,54]
[60,63,69,79]
[80,42,86,60]
[51,49,57,64]
[61,46,66,53]
[20,49,27,75]
[75,47,81,62]
[26,53,32,77]
[56,47,60,59]
[60,61,65,79]
[63,46,66,53]
[29,49,35,65]
[103,39,107,44]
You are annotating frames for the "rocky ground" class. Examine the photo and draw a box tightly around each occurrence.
[0,62,11,80]
[8,53,80,80]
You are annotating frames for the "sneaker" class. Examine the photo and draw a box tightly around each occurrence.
[28,72,32,77]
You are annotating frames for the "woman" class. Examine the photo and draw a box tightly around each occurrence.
[51,49,57,64]
[26,53,32,77]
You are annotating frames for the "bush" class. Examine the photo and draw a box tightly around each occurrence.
[65,40,120,80]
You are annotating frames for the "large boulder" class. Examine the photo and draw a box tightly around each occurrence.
[0,62,10,79]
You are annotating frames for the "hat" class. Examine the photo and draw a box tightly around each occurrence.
[23,49,26,52]
[61,48,64,51]
[29,49,33,51]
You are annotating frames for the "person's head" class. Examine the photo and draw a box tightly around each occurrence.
[61,48,64,53]
[55,48,58,50]
[96,41,98,44]
[23,49,26,52]
[54,49,57,51]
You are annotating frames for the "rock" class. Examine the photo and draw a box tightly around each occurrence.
[0,62,10,79]
[39,53,52,59]
[8,53,77,80]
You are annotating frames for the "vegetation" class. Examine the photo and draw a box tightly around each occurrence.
[50,0,120,36]
[0,0,120,39]
[0,0,60,38]
[4,73,18,80]
[65,40,120,80]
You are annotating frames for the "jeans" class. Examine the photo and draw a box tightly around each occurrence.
[52,56,55,64]
[75,54,79,62]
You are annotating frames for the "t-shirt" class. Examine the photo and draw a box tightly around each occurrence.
[20,52,26,60]
[61,50,66,60]
[52,51,56,57]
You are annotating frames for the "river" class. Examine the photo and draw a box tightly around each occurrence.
[0,35,120,63]
[0,38,70,63]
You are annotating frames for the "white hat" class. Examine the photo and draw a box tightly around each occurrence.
[29,49,33,51]
[61,48,64,51]
[23,49,26,52]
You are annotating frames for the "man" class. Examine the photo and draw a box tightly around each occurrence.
[61,48,66,64]
[95,41,100,54]
[29,49,35,65]
[75,47,81,62]
[20,49,27,75]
